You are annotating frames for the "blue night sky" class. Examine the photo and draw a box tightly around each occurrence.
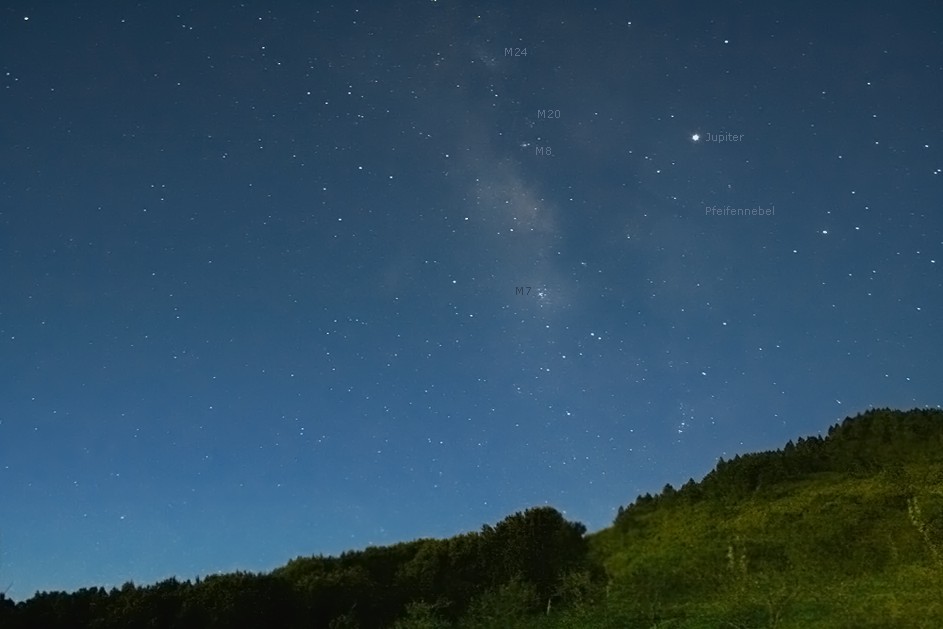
[1,1,941,601]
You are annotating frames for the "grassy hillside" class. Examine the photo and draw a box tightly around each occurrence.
[582,407,943,628]
[3,407,942,628]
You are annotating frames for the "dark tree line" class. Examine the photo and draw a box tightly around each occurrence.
[614,407,943,527]
[0,507,596,628]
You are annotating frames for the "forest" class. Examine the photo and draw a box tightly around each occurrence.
[2,407,942,628]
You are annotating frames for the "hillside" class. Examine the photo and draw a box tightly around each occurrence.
[2,407,941,628]
[589,406,943,627]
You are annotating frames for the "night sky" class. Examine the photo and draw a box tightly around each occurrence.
[2,1,942,601]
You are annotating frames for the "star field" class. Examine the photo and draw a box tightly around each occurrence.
[0,1,941,600]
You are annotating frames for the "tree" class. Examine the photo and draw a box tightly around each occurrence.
[480,507,589,605]
[460,577,540,628]
[0,592,15,629]
[392,601,450,629]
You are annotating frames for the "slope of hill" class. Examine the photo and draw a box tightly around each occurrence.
[2,407,941,628]
[588,407,943,628]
